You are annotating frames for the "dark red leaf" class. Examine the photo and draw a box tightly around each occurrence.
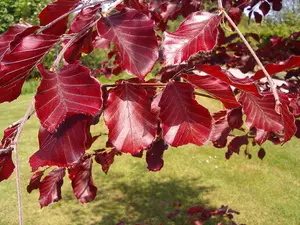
[39,0,80,35]
[271,0,282,11]
[228,7,242,26]
[239,92,283,132]
[151,91,163,115]
[158,82,212,147]
[227,135,248,154]
[227,107,243,129]
[123,0,149,14]
[252,56,300,81]
[211,115,231,148]
[0,124,19,149]
[64,6,100,63]
[104,83,157,154]
[93,36,110,50]
[97,8,158,80]
[0,24,39,60]
[255,129,269,145]
[94,149,116,174]
[0,124,19,181]
[35,64,102,132]
[259,2,271,15]
[258,148,266,160]
[39,167,65,208]
[0,152,14,182]
[163,12,221,65]
[29,116,92,171]
[295,120,300,138]
[182,73,240,109]
[254,12,262,23]
[0,34,59,103]
[27,171,44,193]
[240,92,296,142]
[146,138,168,172]
[180,0,202,18]
[196,65,260,96]
[279,94,297,143]
[68,156,97,203]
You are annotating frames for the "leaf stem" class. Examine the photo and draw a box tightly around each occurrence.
[222,10,281,110]
[12,99,35,225]
[53,19,99,69]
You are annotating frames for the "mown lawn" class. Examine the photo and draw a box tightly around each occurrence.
[0,94,300,225]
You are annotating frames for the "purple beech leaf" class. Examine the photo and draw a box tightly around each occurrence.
[258,148,266,160]
[163,12,221,65]
[93,36,110,50]
[68,157,97,203]
[146,138,168,172]
[239,92,296,142]
[182,73,240,109]
[158,82,212,147]
[227,107,243,129]
[39,0,80,36]
[227,135,249,155]
[35,64,102,132]
[0,152,15,182]
[0,24,39,60]
[64,5,100,63]
[195,65,260,96]
[255,129,269,145]
[104,83,157,154]
[252,56,300,81]
[211,111,230,148]
[94,149,116,174]
[0,124,19,149]
[39,167,65,208]
[239,92,283,132]
[0,34,59,103]
[27,171,44,193]
[279,94,297,143]
[97,8,158,80]
[29,116,92,171]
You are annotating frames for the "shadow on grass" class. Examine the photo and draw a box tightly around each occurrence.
[64,172,232,225]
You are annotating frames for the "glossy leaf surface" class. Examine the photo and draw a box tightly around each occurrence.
[0,34,59,103]
[159,82,212,147]
[29,116,92,171]
[104,83,157,154]
[39,0,80,35]
[39,168,65,208]
[97,8,158,80]
[0,152,14,182]
[0,24,38,60]
[68,157,97,203]
[163,12,221,65]
[182,73,240,109]
[35,64,102,132]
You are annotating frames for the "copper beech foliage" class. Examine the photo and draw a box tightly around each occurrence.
[0,0,298,216]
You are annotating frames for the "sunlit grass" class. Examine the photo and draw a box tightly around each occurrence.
[0,94,300,225]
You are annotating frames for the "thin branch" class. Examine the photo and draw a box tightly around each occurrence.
[38,1,108,33]
[53,19,99,69]
[12,99,35,225]
[102,82,168,88]
[222,10,281,111]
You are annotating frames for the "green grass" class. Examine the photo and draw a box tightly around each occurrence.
[1,94,300,225]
